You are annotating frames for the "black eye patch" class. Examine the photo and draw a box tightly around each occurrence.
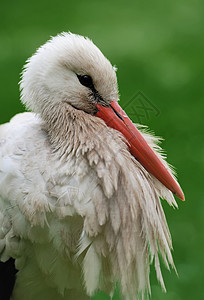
[76,74,94,89]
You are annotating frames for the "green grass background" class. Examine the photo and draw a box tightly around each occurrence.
[0,1,203,299]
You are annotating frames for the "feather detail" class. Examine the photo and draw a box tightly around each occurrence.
[0,108,178,300]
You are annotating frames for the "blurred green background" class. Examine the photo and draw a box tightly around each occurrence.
[1,0,203,299]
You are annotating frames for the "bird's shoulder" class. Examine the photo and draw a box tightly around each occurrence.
[0,112,48,156]
[0,112,52,199]
[0,112,53,237]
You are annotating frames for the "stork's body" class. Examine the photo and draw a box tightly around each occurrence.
[0,33,183,300]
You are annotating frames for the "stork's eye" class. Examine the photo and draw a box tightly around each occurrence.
[77,74,94,89]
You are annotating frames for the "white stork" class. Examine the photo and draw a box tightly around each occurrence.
[0,32,184,300]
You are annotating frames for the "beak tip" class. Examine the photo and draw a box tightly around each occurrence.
[175,190,185,201]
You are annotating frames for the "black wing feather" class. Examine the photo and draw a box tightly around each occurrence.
[0,258,17,300]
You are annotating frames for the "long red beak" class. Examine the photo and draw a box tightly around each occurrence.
[95,101,185,201]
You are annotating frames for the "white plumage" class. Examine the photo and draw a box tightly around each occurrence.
[0,33,182,300]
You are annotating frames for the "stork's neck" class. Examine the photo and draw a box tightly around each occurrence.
[42,102,105,157]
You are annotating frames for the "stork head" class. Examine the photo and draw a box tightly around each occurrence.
[20,32,118,115]
[20,32,184,201]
